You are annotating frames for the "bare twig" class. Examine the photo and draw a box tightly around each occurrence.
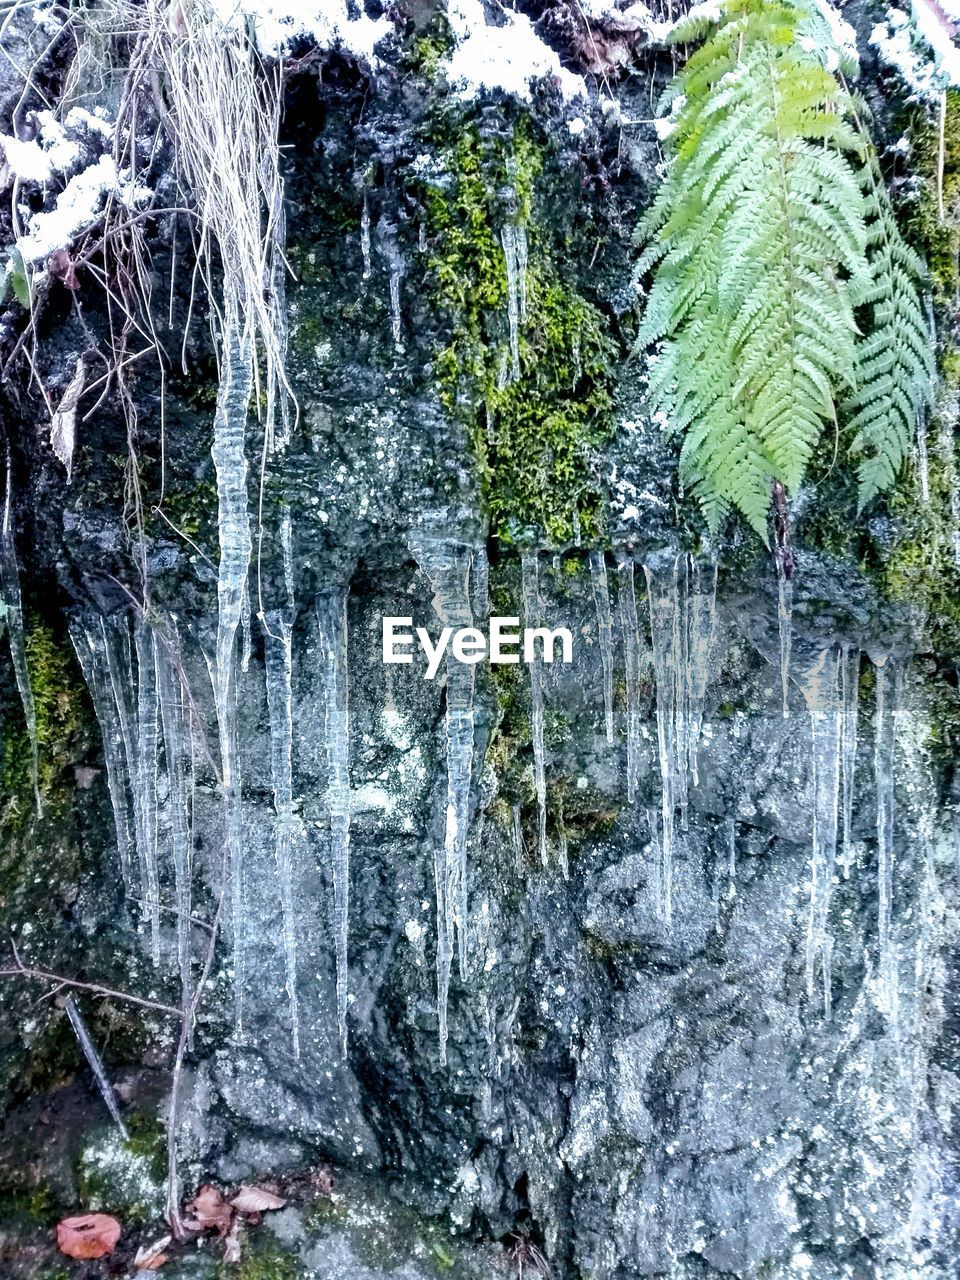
[0,938,183,1018]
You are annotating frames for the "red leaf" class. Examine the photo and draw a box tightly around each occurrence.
[56,1213,122,1259]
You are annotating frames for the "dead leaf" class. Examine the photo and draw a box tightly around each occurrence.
[49,356,85,482]
[48,248,79,290]
[56,1213,122,1260]
[230,1185,286,1215]
[186,1184,233,1238]
[134,1234,171,1270]
[223,1215,243,1264]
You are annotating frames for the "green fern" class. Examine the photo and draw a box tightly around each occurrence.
[846,140,936,507]
[636,0,933,535]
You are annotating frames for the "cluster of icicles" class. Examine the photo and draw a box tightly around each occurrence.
[0,434,922,1062]
[0,444,924,1063]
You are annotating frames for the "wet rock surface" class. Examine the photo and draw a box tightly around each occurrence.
[0,3,959,1278]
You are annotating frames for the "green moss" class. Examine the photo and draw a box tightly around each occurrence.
[2,617,86,831]
[404,14,455,80]
[76,1126,165,1226]
[218,1233,303,1280]
[880,421,960,656]
[420,121,616,545]
[903,91,960,304]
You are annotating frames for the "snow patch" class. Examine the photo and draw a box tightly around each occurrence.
[871,5,959,98]
[206,0,393,60]
[444,0,587,102]
[16,155,145,265]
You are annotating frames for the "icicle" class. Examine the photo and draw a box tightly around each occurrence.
[512,801,525,872]
[775,550,792,718]
[589,550,615,744]
[873,654,901,1022]
[645,561,677,925]
[261,608,300,1059]
[410,532,476,1063]
[516,223,528,322]
[916,410,930,503]
[157,635,192,1022]
[673,556,689,830]
[210,296,254,1038]
[799,649,842,1016]
[389,268,403,351]
[521,549,548,867]
[472,541,489,623]
[135,619,162,968]
[936,406,960,570]
[1,454,39,812]
[101,617,150,916]
[684,557,718,788]
[501,224,521,382]
[619,559,642,803]
[69,621,135,895]
[240,578,252,674]
[839,646,860,879]
[360,191,372,280]
[726,815,736,880]
[64,996,129,1140]
[317,590,351,1058]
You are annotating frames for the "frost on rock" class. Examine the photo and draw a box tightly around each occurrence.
[317,589,352,1058]
[444,0,587,102]
[799,649,842,1017]
[410,530,476,1063]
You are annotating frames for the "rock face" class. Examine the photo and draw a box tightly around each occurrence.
[1,3,960,1278]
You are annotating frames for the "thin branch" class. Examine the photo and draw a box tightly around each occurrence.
[1,940,183,1018]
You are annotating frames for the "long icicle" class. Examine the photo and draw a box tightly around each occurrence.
[685,557,718,788]
[589,550,615,745]
[317,590,351,1058]
[521,549,548,867]
[64,996,129,1140]
[645,559,678,925]
[873,654,901,1025]
[619,559,642,803]
[157,631,193,1029]
[410,532,475,1062]
[102,617,150,926]
[799,648,841,1016]
[211,297,254,1038]
[70,621,135,896]
[261,508,300,1059]
[839,645,860,879]
[1,453,40,812]
[134,618,162,968]
[776,549,792,718]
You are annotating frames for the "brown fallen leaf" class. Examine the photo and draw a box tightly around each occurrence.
[56,1212,122,1260]
[230,1185,286,1215]
[134,1233,171,1270]
[223,1215,243,1264]
[185,1184,233,1238]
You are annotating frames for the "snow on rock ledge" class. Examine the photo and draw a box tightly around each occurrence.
[443,0,587,101]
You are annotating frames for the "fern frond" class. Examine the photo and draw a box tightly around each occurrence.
[635,0,934,534]
[846,145,936,508]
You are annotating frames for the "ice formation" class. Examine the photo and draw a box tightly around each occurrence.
[317,590,352,1057]
[589,550,615,745]
[521,549,549,867]
[799,649,842,1016]
[410,531,477,1061]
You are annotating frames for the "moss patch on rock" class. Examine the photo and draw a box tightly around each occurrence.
[419,118,616,545]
